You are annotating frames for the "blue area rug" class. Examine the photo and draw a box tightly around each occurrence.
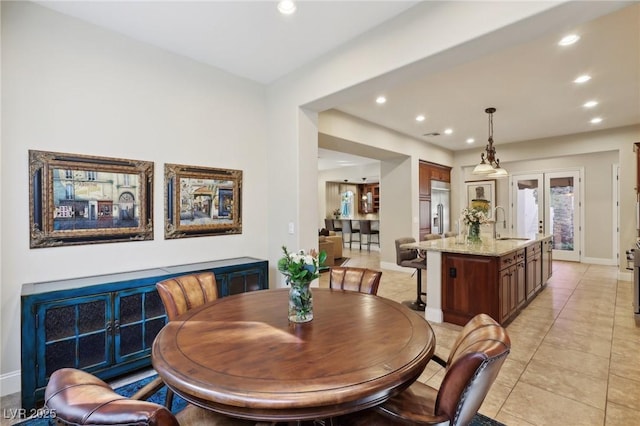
[17,374,505,425]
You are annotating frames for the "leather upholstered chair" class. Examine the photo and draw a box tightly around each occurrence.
[329,266,382,295]
[339,313,511,426]
[395,237,427,311]
[154,272,219,409]
[44,368,254,426]
[156,272,218,320]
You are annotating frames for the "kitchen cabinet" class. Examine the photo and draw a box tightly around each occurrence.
[526,242,543,299]
[542,236,553,283]
[419,161,451,240]
[498,249,525,323]
[442,253,498,326]
[440,239,548,326]
[358,183,379,213]
[21,257,268,410]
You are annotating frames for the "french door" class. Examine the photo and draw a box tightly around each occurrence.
[511,170,581,261]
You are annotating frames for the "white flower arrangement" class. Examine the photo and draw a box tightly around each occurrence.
[460,207,489,225]
[277,246,326,286]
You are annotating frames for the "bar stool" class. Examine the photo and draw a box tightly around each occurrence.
[395,237,427,311]
[341,219,360,249]
[359,220,379,251]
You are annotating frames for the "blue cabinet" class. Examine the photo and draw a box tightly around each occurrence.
[21,257,268,409]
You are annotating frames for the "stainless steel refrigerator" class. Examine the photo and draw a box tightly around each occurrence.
[431,181,450,235]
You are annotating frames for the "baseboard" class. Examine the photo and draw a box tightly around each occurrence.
[580,256,617,266]
[618,270,633,282]
[0,369,21,397]
[425,307,443,324]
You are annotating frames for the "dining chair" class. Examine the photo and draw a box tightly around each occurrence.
[329,266,382,295]
[156,271,218,320]
[154,272,219,409]
[358,219,379,251]
[339,313,511,426]
[44,368,254,426]
[395,237,427,311]
[341,219,360,249]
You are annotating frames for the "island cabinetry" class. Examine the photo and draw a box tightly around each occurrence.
[526,243,543,300]
[498,249,526,323]
[442,253,499,326]
[542,236,553,283]
[516,251,527,308]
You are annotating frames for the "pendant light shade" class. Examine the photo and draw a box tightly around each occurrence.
[473,108,508,178]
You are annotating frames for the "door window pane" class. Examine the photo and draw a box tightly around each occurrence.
[549,177,575,251]
[516,179,539,236]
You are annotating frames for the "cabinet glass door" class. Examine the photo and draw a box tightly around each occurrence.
[114,288,166,363]
[38,294,112,384]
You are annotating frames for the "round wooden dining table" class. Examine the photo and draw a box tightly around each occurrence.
[152,288,435,422]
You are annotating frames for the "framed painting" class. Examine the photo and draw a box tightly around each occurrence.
[165,163,242,239]
[465,179,496,219]
[29,150,154,248]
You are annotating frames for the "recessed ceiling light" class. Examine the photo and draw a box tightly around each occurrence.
[444,128,453,135]
[376,96,386,104]
[466,138,475,144]
[277,0,296,15]
[574,75,591,84]
[590,117,603,124]
[558,34,580,46]
[416,115,425,122]
[583,100,598,108]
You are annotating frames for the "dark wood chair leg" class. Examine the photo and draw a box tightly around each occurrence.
[165,388,174,411]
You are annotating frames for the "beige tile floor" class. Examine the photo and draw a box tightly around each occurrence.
[2,247,638,425]
[317,247,640,426]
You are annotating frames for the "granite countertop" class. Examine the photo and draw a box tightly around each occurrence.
[404,234,551,257]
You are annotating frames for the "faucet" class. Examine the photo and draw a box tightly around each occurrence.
[493,206,506,239]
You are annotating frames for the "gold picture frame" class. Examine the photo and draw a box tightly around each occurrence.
[29,150,154,248]
[164,163,242,239]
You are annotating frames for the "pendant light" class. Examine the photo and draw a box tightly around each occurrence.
[472,107,508,178]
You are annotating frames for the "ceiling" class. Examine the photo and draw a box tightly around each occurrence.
[34,1,640,168]
[34,0,418,85]
[335,2,640,152]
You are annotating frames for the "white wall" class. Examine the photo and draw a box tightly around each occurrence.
[318,110,454,264]
[454,125,640,270]
[1,2,268,394]
[2,0,627,396]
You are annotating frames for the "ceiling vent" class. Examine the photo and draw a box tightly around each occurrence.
[423,132,441,137]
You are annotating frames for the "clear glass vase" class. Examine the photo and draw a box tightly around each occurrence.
[468,222,482,244]
[288,282,313,323]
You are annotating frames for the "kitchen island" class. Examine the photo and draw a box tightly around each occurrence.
[406,234,552,326]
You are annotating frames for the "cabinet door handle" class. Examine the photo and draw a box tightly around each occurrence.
[106,322,112,333]
[114,320,120,333]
